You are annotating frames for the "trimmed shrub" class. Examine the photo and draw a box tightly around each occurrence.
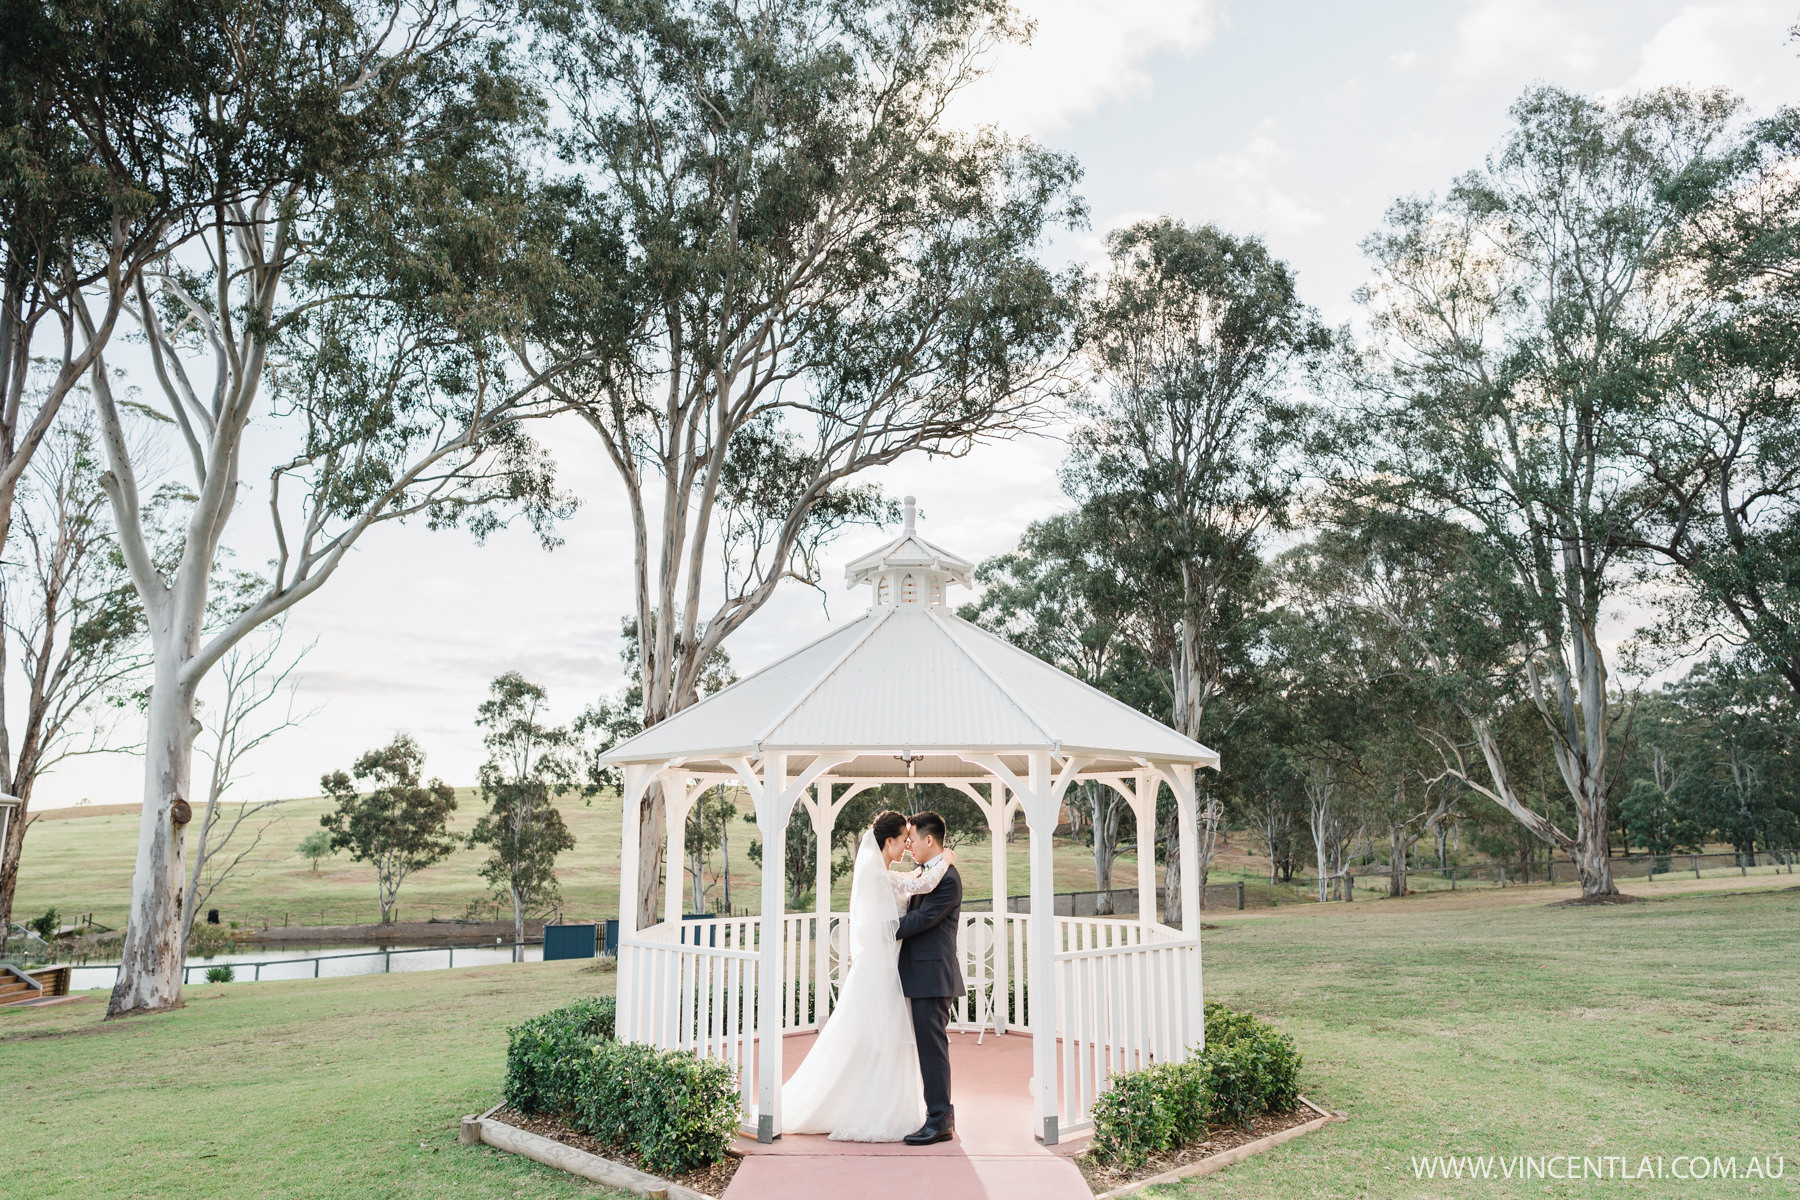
[1088,1004,1304,1168]
[505,996,617,1112]
[504,997,739,1176]
[1089,1066,1176,1170]
[1199,1008,1301,1124]
[629,1048,741,1175]
[1160,1060,1212,1146]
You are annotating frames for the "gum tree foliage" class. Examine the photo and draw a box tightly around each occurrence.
[523,0,1086,925]
[1067,217,1327,918]
[962,506,1158,910]
[1,0,245,554]
[469,672,578,950]
[83,2,579,1018]
[320,733,459,925]
[1626,108,1800,696]
[1348,85,1743,896]
[1623,659,1800,858]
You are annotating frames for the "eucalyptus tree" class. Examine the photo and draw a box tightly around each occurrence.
[1070,218,1328,743]
[83,4,577,1018]
[1351,85,1741,897]
[470,673,578,955]
[321,734,460,925]
[1068,217,1325,915]
[1626,108,1800,695]
[962,507,1159,910]
[0,410,146,930]
[527,0,1086,924]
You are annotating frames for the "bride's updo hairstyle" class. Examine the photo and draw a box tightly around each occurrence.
[871,810,908,852]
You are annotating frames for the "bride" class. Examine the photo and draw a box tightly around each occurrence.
[781,810,954,1141]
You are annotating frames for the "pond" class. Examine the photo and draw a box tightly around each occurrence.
[68,940,549,991]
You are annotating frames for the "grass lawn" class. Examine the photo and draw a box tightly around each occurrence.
[5,880,1795,1199]
[15,795,1147,932]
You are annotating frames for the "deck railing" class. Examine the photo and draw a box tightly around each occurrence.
[618,909,1197,1134]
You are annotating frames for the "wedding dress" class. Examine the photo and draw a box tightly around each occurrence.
[780,831,950,1141]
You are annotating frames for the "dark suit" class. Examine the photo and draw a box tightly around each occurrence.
[896,862,962,1129]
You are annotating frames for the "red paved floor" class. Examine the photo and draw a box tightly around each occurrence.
[723,1031,1091,1200]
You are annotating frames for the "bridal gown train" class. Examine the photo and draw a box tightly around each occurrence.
[779,832,950,1141]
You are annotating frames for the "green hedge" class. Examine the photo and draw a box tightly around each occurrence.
[503,996,739,1176]
[1089,1003,1304,1169]
[504,995,617,1112]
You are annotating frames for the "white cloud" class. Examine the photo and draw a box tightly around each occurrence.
[1447,0,1601,83]
[1622,3,1794,105]
[1154,120,1326,236]
[948,0,1215,134]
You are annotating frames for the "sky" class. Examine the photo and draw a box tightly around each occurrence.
[32,0,1800,810]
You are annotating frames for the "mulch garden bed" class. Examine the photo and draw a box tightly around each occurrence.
[1074,1105,1323,1196]
[493,1105,741,1197]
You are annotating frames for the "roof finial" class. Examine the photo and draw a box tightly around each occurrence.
[902,495,917,535]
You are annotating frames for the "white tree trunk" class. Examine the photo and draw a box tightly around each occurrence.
[107,659,197,1017]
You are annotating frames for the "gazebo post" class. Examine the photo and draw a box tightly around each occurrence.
[1133,771,1157,923]
[1166,762,1206,1050]
[811,780,833,1023]
[663,773,693,925]
[989,780,1009,1034]
[616,763,656,1043]
[755,753,789,1143]
[1023,751,1061,1143]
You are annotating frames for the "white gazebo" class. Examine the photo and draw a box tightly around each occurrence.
[603,498,1219,1145]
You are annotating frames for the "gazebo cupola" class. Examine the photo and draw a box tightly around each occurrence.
[843,496,973,610]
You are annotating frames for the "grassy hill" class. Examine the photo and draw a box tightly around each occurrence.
[15,791,1154,934]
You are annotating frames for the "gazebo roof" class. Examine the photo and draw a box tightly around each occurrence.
[603,500,1217,777]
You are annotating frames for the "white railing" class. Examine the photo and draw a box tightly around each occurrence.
[1051,916,1199,1134]
[618,909,1197,1136]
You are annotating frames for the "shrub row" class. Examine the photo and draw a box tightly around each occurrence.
[503,996,738,1176]
[1089,1002,1304,1169]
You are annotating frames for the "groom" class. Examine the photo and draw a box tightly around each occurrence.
[895,811,962,1146]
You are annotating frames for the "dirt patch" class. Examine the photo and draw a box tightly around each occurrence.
[1551,892,1647,907]
[1075,1106,1322,1196]
[493,1105,739,1198]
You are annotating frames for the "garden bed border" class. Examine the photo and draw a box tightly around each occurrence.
[1090,1096,1343,1200]
[461,1103,714,1200]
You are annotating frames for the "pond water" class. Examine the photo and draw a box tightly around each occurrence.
[68,941,548,992]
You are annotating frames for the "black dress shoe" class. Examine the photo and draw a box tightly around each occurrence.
[903,1123,954,1146]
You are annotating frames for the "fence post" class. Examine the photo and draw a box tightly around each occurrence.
[314,958,320,978]
[1449,866,1456,891]
[1740,853,1747,877]
[1237,881,1245,911]
[1647,859,1655,883]
[1693,855,1701,879]
[1547,860,1554,884]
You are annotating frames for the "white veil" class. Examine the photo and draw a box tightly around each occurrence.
[844,830,898,974]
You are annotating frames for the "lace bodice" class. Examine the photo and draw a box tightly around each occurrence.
[886,855,949,915]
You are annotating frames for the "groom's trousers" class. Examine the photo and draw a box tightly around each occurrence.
[910,995,955,1129]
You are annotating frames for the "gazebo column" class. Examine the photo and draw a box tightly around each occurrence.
[755,753,789,1142]
[1023,751,1061,1143]
[811,781,833,1024]
[1165,762,1206,1051]
[662,773,696,926]
[1132,771,1157,923]
[616,763,655,1042]
[988,781,1010,1034]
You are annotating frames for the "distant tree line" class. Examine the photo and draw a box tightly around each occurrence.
[966,83,1800,904]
